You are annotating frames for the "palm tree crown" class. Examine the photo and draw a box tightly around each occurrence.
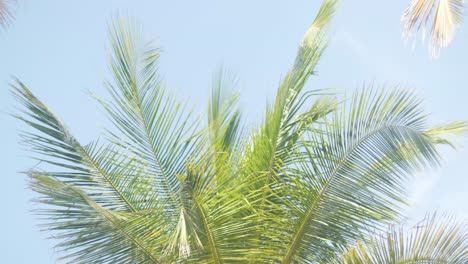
[15,0,467,263]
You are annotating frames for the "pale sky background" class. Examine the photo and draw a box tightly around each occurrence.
[1,1,467,263]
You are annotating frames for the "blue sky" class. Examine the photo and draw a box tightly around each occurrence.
[1,1,467,262]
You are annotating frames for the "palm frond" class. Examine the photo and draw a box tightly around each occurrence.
[176,158,260,263]
[337,213,468,263]
[275,88,467,263]
[98,18,199,212]
[13,81,150,212]
[0,0,16,28]
[244,0,338,197]
[236,2,339,260]
[97,19,210,258]
[13,81,171,262]
[401,0,465,57]
[31,173,167,263]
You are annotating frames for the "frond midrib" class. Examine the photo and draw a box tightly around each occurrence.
[194,196,222,264]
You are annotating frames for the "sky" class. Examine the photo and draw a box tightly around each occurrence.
[1,1,467,263]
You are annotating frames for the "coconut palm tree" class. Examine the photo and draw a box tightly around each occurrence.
[14,0,467,263]
[401,0,465,57]
[0,0,16,28]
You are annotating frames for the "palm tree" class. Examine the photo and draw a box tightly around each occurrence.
[0,0,16,28]
[14,0,467,263]
[401,0,465,57]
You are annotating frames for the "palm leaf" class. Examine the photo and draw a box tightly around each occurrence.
[275,88,467,263]
[244,0,338,201]
[98,19,198,212]
[95,19,207,259]
[176,159,259,263]
[13,81,149,212]
[401,0,465,57]
[236,1,339,260]
[31,173,167,263]
[337,213,467,263]
[13,81,170,262]
[0,0,16,28]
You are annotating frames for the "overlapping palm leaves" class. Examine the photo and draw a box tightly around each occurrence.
[15,0,467,263]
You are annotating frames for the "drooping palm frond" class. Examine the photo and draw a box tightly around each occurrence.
[0,0,16,28]
[243,0,338,202]
[13,81,150,212]
[270,88,467,263]
[31,173,168,263]
[337,213,468,263]
[13,82,169,263]
[98,19,207,259]
[401,0,465,57]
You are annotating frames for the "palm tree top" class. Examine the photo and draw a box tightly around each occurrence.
[13,0,468,262]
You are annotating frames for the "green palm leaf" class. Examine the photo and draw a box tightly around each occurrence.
[99,19,198,211]
[14,81,149,212]
[274,88,466,263]
[337,213,467,263]
[175,159,259,263]
[31,173,166,263]
[244,0,338,205]
[14,82,170,262]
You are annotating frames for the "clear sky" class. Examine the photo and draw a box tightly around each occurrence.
[1,1,467,263]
